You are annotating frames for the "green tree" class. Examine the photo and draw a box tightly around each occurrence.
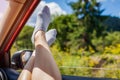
[49,0,107,52]
[15,26,34,50]
[49,15,81,51]
[69,0,106,51]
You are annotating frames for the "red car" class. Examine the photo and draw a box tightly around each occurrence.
[0,0,118,80]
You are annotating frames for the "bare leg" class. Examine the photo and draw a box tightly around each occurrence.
[18,51,35,80]
[32,31,61,80]
[18,32,61,80]
[18,29,57,80]
[18,5,61,80]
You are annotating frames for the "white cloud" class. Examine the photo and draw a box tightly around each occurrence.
[47,2,67,16]
[27,1,67,26]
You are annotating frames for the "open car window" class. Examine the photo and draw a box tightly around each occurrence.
[0,0,120,79]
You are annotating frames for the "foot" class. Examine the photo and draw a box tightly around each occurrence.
[31,5,51,44]
[46,29,57,46]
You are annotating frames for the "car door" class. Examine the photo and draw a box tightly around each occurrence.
[0,0,40,67]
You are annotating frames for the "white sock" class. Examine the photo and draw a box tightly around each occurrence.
[35,6,50,31]
[45,29,57,46]
[31,5,51,44]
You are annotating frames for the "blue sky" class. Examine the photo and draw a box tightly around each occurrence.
[100,0,120,17]
[0,0,120,25]
[0,0,120,17]
[45,0,77,14]
[44,0,120,17]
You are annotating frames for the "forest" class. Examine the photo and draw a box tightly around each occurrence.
[11,0,120,78]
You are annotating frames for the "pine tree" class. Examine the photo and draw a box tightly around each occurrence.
[69,0,106,51]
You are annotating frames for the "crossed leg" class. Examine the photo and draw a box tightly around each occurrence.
[18,31,61,80]
[32,31,61,80]
[18,6,61,80]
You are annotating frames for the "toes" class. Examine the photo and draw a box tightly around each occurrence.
[43,6,50,16]
[45,29,57,46]
[37,5,50,16]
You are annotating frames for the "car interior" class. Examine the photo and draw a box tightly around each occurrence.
[0,0,119,80]
[0,0,40,80]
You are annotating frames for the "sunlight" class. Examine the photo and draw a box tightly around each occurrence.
[0,0,9,21]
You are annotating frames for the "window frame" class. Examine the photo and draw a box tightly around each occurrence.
[0,0,40,67]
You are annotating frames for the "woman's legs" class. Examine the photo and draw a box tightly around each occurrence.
[18,5,61,80]
[18,29,58,80]
[21,29,57,67]
[32,31,61,80]
[18,51,35,80]
[18,26,61,80]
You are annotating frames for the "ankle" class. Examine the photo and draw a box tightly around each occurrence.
[34,30,45,40]
[34,31,46,46]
